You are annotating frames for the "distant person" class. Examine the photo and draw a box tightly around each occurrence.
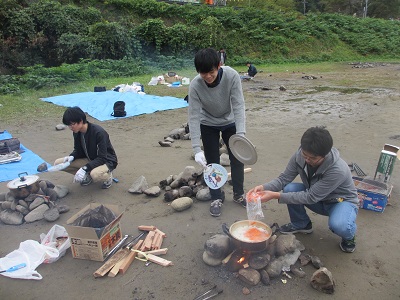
[246,62,257,77]
[54,106,118,189]
[188,48,247,217]
[218,48,227,66]
[247,126,359,253]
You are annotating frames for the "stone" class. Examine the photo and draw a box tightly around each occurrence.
[164,190,179,202]
[311,255,324,269]
[0,192,6,202]
[265,258,283,278]
[248,251,271,270]
[39,180,48,191]
[44,207,60,222]
[37,162,48,172]
[178,186,193,197]
[202,251,222,267]
[310,267,335,294]
[56,204,70,214]
[220,153,230,166]
[1,201,11,210]
[164,137,175,143]
[128,175,149,194]
[170,196,193,212]
[180,166,197,184]
[44,180,55,189]
[15,205,30,215]
[158,140,172,147]
[143,186,161,197]
[0,209,24,225]
[29,196,45,210]
[18,200,28,208]
[204,234,230,259]
[275,234,298,257]
[238,268,261,286]
[53,185,69,198]
[242,287,251,295]
[290,265,306,278]
[196,188,212,201]
[5,192,16,202]
[260,269,271,285]
[299,253,311,266]
[55,124,67,131]
[281,249,301,272]
[24,204,49,223]
[44,188,58,202]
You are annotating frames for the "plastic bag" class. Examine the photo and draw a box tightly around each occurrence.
[40,224,71,264]
[0,240,59,280]
[246,192,264,221]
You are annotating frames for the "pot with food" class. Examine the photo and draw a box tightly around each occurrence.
[7,172,41,199]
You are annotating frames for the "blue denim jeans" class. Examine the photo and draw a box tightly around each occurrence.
[283,183,358,240]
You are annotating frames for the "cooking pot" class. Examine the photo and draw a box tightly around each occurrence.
[222,220,279,252]
[7,172,40,199]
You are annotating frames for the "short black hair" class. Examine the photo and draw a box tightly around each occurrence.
[300,126,333,157]
[194,48,220,73]
[62,106,87,125]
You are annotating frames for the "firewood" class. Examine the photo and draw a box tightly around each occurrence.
[146,254,173,266]
[93,248,128,278]
[138,225,156,231]
[138,248,168,258]
[142,230,155,251]
[118,240,144,275]
[154,228,167,238]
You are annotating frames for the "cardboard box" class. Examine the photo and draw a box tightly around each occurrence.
[374,144,399,183]
[353,177,392,212]
[65,203,123,261]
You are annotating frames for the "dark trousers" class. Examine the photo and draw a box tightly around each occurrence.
[200,123,244,200]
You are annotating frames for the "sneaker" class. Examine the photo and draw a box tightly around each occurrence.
[101,173,113,189]
[210,199,223,217]
[280,222,313,234]
[233,193,247,207]
[340,237,356,253]
[80,174,93,186]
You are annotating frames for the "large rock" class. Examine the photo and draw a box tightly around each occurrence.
[53,185,69,198]
[202,251,222,266]
[128,175,149,194]
[238,268,261,286]
[204,234,230,259]
[24,204,49,223]
[0,209,24,225]
[143,186,161,197]
[310,267,335,294]
[196,188,212,201]
[170,197,193,212]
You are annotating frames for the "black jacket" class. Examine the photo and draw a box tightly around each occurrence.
[70,122,118,172]
[248,64,257,77]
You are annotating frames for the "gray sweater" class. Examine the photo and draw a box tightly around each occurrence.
[263,147,359,205]
[188,66,246,154]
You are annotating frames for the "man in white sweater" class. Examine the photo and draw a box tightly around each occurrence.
[188,48,246,217]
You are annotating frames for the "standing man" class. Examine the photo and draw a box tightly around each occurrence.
[54,106,118,189]
[188,48,246,217]
[218,48,227,66]
[247,126,359,253]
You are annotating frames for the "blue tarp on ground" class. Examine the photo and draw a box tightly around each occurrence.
[41,91,188,121]
[0,131,50,182]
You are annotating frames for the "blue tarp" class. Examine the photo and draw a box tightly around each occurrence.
[0,131,50,182]
[42,91,188,121]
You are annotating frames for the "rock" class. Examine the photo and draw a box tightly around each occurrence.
[159,140,172,147]
[29,196,45,210]
[164,190,179,202]
[299,253,311,266]
[260,269,271,285]
[1,201,11,210]
[170,196,193,212]
[0,192,6,202]
[55,124,67,130]
[56,204,70,214]
[0,209,24,225]
[178,186,193,197]
[143,186,161,197]
[180,166,197,183]
[275,234,298,256]
[279,85,286,91]
[204,234,230,259]
[44,207,60,222]
[5,192,16,202]
[39,180,48,190]
[238,268,261,286]
[164,137,175,143]
[170,173,183,188]
[24,204,49,223]
[281,249,301,272]
[248,251,270,270]
[220,153,230,166]
[311,255,324,269]
[44,188,58,202]
[18,200,28,208]
[37,162,48,172]
[242,287,251,295]
[202,251,222,267]
[196,188,212,201]
[44,180,55,189]
[290,265,306,278]
[15,204,30,215]
[310,267,335,294]
[265,258,283,278]
[53,185,69,198]
[10,199,18,210]
[128,175,149,194]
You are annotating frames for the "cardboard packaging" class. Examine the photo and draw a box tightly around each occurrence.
[374,144,399,183]
[353,177,393,212]
[65,203,123,261]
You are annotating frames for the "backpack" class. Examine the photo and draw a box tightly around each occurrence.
[111,101,126,117]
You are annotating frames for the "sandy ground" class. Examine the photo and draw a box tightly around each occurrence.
[1,63,400,300]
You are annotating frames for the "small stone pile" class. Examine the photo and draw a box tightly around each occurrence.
[158,123,190,147]
[203,233,335,295]
[0,180,69,225]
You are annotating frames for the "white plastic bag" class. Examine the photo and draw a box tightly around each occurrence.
[246,192,264,221]
[40,224,71,264]
[0,240,59,280]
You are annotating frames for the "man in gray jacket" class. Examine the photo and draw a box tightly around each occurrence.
[247,126,359,253]
[188,48,246,217]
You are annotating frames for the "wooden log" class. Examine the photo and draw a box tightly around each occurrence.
[151,233,161,250]
[141,230,155,251]
[146,254,173,266]
[138,248,168,258]
[118,240,144,275]
[153,233,164,250]
[93,248,128,278]
[108,249,130,277]
[154,228,167,238]
[138,225,156,231]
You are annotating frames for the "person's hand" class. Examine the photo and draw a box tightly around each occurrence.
[247,185,264,199]
[63,156,74,163]
[236,132,245,137]
[73,168,86,183]
[195,151,207,168]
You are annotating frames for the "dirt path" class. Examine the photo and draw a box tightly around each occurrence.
[1,63,400,300]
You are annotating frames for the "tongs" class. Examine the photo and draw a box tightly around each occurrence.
[193,285,223,300]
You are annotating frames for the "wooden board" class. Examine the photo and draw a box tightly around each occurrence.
[118,240,144,275]
[93,248,128,278]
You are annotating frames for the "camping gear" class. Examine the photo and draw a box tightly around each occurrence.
[47,161,70,172]
[0,151,22,164]
[222,220,279,252]
[229,134,258,165]
[203,163,228,190]
[111,101,126,117]
[94,87,106,92]
[7,172,40,199]
[0,138,23,154]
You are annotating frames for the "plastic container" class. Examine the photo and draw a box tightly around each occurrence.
[246,192,264,220]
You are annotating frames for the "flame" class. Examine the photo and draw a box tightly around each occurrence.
[237,256,245,264]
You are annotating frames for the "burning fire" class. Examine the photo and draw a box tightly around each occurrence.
[237,256,245,264]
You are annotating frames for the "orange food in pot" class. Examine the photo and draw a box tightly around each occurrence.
[244,226,270,242]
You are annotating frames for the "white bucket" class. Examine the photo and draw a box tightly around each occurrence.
[182,77,190,85]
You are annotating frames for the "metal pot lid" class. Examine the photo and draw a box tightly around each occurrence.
[229,134,258,165]
[7,174,39,189]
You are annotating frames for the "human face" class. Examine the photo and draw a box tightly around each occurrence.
[67,121,84,133]
[199,66,220,85]
[301,149,325,167]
